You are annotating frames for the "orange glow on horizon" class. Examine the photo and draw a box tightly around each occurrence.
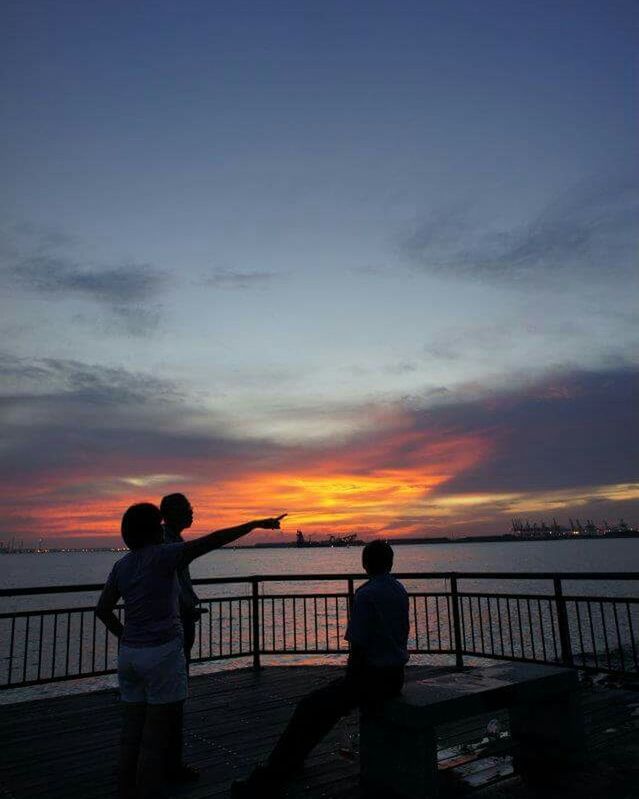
[8,428,490,540]
[12,425,637,543]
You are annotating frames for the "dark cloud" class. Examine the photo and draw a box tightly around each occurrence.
[0,354,280,487]
[13,255,164,304]
[0,223,166,336]
[417,367,639,494]
[401,174,639,282]
[0,353,180,403]
[202,269,280,290]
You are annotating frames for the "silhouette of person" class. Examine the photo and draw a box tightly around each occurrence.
[232,539,409,799]
[158,493,203,783]
[159,493,201,661]
[96,502,285,799]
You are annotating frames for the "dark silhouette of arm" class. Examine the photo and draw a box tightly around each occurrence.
[180,514,286,565]
[95,579,124,639]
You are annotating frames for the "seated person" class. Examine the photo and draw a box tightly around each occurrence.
[232,539,409,798]
[96,502,285,799]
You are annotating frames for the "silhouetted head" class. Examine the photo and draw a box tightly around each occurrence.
[121,503,163,550]
[362,540,394,576]
[160,493,194,533]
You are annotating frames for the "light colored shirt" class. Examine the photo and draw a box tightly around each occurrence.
[345,574,410,668]
[99,543,185,648]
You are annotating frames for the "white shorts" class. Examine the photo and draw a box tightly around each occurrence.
[118,636,188,704]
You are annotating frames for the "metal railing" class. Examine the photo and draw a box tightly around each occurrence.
[1,572,637,689]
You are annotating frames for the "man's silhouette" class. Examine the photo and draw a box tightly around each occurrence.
[232,539,409,798]
[159,493,201,660]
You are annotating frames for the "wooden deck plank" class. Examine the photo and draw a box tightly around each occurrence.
[1,665,637,799]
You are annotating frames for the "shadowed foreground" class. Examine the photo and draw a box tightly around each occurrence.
[1,666,638,799]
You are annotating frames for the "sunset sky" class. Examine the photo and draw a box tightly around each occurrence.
[1,1,638,545]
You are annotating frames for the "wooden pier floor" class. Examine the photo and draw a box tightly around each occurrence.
[1,665,638,799]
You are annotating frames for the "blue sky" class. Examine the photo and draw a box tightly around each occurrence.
[1,0,637,542]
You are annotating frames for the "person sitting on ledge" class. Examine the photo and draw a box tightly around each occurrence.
[232,539,409,799]
[96,502,285,799]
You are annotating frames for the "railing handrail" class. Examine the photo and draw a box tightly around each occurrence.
[2,570,638,597]
[1,571,637,688]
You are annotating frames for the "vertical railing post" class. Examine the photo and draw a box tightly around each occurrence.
[347,578,355,616]
[554,576,573,667]
[252,578,261,671]
[346,578,355,655]
[450,574,464,670]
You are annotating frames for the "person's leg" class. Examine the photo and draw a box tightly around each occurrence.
[164,700,200,783]
[266,676,357,777]
[117,645,147,799]
[232,675,358,798]
[163,623,199,782]
[165,699,184,773]
[118,702,146,799]
[143,635,195,787]
[136,702,176,799]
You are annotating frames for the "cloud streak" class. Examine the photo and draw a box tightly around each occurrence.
[1,223,167,335]
[13,255,164,304]
[202,269,281,290]
[401,174,639,283]
[0,355,637,542]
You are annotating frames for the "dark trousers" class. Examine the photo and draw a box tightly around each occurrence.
[266,664,404,779]
[119,701,184,799]
[163,611,197,773]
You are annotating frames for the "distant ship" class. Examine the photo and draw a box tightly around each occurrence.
[295,530,365,548]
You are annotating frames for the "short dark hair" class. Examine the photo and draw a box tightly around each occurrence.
[160,493,189,517]
[121,503,163,550]
[362,539,394,576]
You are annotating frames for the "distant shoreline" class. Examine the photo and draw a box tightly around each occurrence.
[2,530,638,554]
[249,531,639,548]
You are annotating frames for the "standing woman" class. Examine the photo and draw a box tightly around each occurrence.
[96,502,285,799]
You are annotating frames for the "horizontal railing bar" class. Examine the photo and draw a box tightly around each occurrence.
[194,595,251,603]
[0,576,255,597]
[190,652,249,663]
[3,590,636,620]
[459,591,639,602]
[0,605,123,620]
[562,595,639,604]
[459,591,557,601]
[254,648,350,655]
[195,571,639,582]
[257,593,349,600]
[0,668,118,690]
[0,595,253,619]
[0,584,113,597]
[3,571,638,597]
[461,650,560,666]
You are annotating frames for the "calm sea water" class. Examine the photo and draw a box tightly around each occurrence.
[2,538,639,584]
[2,538,638,604]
